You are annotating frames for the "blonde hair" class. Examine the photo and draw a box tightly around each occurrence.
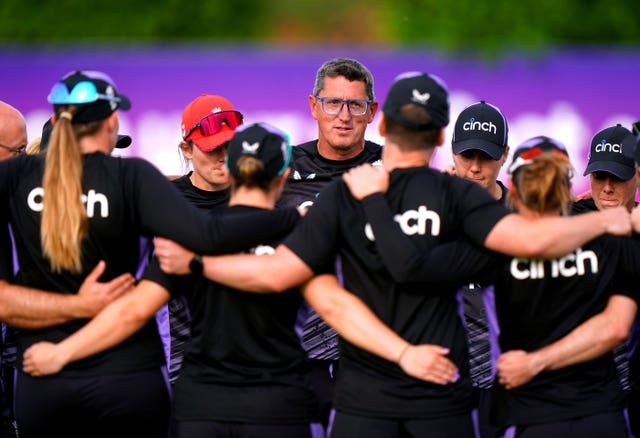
[510,153,572,216]
[232,155,271,191]
[41,107,100,272]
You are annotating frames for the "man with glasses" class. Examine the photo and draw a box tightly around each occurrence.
[0,101,27,161]
[277,57,382,432]
[0,100,27,438]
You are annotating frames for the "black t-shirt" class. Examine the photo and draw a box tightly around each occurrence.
[283,166,510,419]
[0,153,299,376]
[357,194,640,424]
[144,205,316,423]
[278,139,382,209]
[172,172,230,211]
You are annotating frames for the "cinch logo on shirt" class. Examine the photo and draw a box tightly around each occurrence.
[510,247,598,280]
[595,139,622,153]
[463,118,497,134]
[365,205,441,240]
[27,187,110,218]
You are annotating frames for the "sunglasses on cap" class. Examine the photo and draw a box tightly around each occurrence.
[48,81,123,106]
[183,111,244,141]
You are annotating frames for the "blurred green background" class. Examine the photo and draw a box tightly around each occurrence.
[1,0,638,56]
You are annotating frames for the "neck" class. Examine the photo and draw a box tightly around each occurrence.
[316,138,365,161]
[490,181,503,200]
[381,142,433,172]
[189,173,230,192]
[228,187,275,210]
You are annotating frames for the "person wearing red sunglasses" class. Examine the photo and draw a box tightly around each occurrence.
[159,94,245,386]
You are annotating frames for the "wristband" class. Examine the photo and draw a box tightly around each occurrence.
[189,254,204,276]
[396,342,410,364]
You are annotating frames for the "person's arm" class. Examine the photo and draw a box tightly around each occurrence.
[22,279,169,376]
[130,159,300,255]
[154,237,314,293]
[302,274,458,384]
[497,294,637,389]
[343,163,632,260]
[0,261,134,329]
[360,193,494,284]
[484,207,631,258]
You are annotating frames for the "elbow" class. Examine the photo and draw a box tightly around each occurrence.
[608,323,630,347]
[117,299,153,332]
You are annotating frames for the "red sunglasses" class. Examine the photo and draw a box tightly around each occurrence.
[183,111,244,140]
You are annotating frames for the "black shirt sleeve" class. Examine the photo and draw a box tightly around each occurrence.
[361,193,498,284]
[124,158,300,255]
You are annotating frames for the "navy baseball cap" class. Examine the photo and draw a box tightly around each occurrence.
[583,124,635,181]
[48,70,131,124]
[382,72,450,130]
[40,116,131,150]
[452,101,508,160]
[226,123,292,179]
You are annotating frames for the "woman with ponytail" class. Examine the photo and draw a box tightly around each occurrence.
[0,71,300,438]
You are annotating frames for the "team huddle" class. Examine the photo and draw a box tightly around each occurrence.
[0,57,639,438]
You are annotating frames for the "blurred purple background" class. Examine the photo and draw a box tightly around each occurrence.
[2,45,638,194]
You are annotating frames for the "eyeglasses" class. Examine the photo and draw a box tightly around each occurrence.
[48,81,123,105]
[183,111,244,141]
[315,97,372,116]
[0,143,27,155]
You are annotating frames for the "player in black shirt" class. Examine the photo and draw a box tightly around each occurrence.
[160,94,239,385]
[152,72,632,437]
[345,138,638,436]
[1,70,299,438]
[277,57,383,433]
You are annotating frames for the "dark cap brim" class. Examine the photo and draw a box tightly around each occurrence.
[452,139,506,160]
[116,134,132,149]
[117,94,131,110]
[583,161,635,181]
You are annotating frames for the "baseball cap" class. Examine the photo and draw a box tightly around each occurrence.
[583,124,635,181]
[452,101,508,160]
[40,116,131,150]
[181,94,243,152]
[508,136,571,176]
[382,72,450,130]
[48,70,131,124]
[226,123,292,179]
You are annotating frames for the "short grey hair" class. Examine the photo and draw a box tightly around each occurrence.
[312,57,375,101]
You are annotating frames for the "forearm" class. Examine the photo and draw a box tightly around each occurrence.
[302,274,408,363]
[530,295,636,371]
[486,211,610,258]
[0,280,92,328]
[202,244,313,293]
[54,280,168,365]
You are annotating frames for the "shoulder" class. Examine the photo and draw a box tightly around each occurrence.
[291,140,318,160]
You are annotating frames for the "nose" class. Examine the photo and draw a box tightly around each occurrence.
[338,102,352,120]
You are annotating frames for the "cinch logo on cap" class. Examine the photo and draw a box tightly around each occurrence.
[595,139,623,154]
[463,117,497,134]
[411,89,431,105]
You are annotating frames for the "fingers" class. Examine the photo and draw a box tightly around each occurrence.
[106,273,136,299]
[86,260,106,282]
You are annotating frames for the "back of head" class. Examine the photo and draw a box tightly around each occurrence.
[313,57,375,101]
[508,136,573,215]
[226,122,291,191]
[43,69,131,273]
[381,72,450,150]
[452,100,508,160]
